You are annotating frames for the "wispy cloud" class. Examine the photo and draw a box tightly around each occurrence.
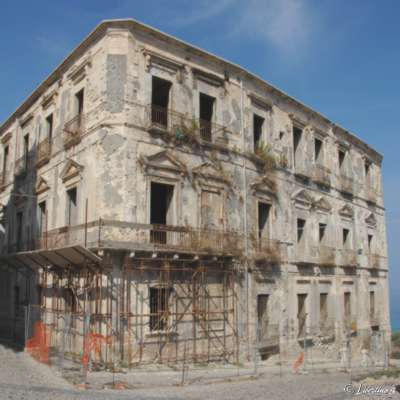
[233,0,314,56]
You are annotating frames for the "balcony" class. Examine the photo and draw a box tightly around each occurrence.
[365,183,378,204]
[312,164,331,187]
[252,237,284,262]
[36,137,51,167]
[370,315,380,327]
[338,249,358,267]
[146,105,229,147]
[63,113,84,149]
[367,253,386,269]
[294,245,317,265]
[338,174,354,195]
[319,319,335,337]
[317,246,336,266]
[4,220,244,257]
[14,156,28,177]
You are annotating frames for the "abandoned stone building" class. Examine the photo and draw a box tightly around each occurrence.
[0,19,390,367]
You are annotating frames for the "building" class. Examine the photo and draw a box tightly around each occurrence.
[0,19,390,367]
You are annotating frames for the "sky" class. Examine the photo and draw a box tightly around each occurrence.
[0,0,399,327]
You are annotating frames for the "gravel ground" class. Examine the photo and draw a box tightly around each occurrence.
[0,342,399,400]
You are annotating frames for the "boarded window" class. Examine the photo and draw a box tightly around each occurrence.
[201,189,223,229]
[297,293,307,338]
[149,287,170,331]
[370,291,375,319]
[344,292,351,321]
[257,294,269,343]
[320,293,328,326]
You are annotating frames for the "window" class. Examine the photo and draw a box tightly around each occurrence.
[66,187,77,226]
[364,160,371,178]
[2,145,9,176]
[46,114,53,142]
[23,134,29,168]
[257,294,269,342]
[320,293,328,326]
[253,114,264,151]
[293,126,302,166]
[338,149,346,170]
[342,228,350,247]
[314,138,323,163]
[297,218,306,243]
[151,77,171,127]
[370,291,375,319]
[16,211,23,251]
[258,202,271,240]
[75,89,84,116]
[38,201,46,236]
[368,234,373,251]
[297,293,307,337]
[199,93,215,142]
[319,223,327,243]
[149,287,170,331]
[344,292,351,321]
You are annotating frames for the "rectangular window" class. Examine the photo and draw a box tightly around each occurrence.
[151,77,171,127]
[3,145,9,175]
[75,89,84,116]
[365,160,371,178]
[258,202,271,240]
[257,294,269,342]
[293,126,302,166]
[320,293,328,326]
[297,218,306,243]
[46,114,53,142]
[314,138,323,163]
[66,187,77,226]
[199,93,215,142]
[344,292,351,321]
[338,149,346,169]
[16,211,23,251]
[370,291,375,319]
[368,234,373,251]
[319,223,327,243]
[23,134,29,168]
[149,287,170,331]
[342,228,350,247]
[38,201,46,236]
[297,293,307,337]
[253,114,264,151]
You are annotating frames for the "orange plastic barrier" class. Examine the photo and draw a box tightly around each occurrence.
[82,333,112,367]
[26,321,51,364]
[293,351,304,374]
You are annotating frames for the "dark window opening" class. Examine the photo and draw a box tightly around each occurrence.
[46,114,53,142]
[365,161,371,177]
[199,93,215,142]
[2,145,9,176]
[23,134,29,169]
[151,77,171,127]
[38,201,46,237]
[253,114,264,150]
[370,291,375,319]
[320,293,328,326]
[314,138,323,163]
[368,234,373,251]
[257,294,269,342]
[297,218,306,243]
[344,292,351,321]
[342,228,350,247]
[258,202,271,240]
[64,288,78,313]
[75,89,84,116]
[149,287,170,331]
[297,293,307,337]
[150,182,174,244]
[293,126,302,167]
[66,187,77,226]
[319,223,327,243]
[16,211,23,251]
[338,149,346,169]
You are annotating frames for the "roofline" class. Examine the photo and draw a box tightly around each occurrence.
[0,18,383,163]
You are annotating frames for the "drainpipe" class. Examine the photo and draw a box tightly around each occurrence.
[239,77,250,359]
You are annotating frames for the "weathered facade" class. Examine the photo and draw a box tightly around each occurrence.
[0,19,390,367]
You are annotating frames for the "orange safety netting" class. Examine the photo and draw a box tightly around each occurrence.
[82,333,112,368]
[26,321,51,364]
[292,351,304,374]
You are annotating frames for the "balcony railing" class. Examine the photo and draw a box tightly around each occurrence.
[5,220,245,257]
[368,253,386,269]
[365,183,378,204]
[146,104,229,146]
[36,137,51,167]
[252,237,284,262]
[14,156,28,177]
[317,246,336,266]
[63,113,84,149]
[338,174,354,195]
[338,249,358,267]
[312,164,331,186]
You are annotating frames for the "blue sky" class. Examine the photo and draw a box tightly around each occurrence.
[1,1,399,326]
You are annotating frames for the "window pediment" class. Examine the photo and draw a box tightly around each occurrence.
[36,177,50,195]
[292,189,313,209]
[60,159,84,183]
[313,197,332,213]
[365,213,377,228]
[193,162,231,185]
[140,150,187,176]
[250,175,276,198]
[339,204,354,219]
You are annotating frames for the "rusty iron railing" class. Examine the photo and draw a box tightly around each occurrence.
[312,164,331,186]
[36,137,52,167]
[63,113,84,149]
[146,104,229,146]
